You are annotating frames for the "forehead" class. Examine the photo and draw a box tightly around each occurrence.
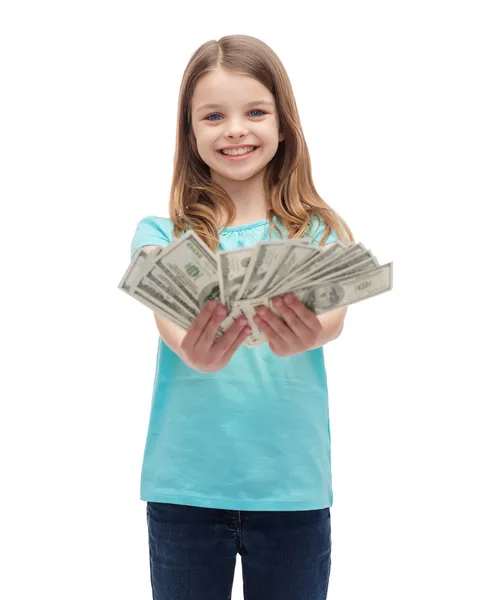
[192,70,274,109]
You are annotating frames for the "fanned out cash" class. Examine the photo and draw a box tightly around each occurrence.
[118,230,393,347]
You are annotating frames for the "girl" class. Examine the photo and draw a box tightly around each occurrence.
[130,34,355,600]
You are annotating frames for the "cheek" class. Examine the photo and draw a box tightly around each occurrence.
[258,120,280,136]
[197,131,217,151]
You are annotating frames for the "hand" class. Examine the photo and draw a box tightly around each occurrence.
[253,293,324,357]
[180,300,251,373]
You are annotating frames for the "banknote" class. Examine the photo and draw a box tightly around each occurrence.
[118,248,194,330]
[118,247,198,329]
[275,249,379,295]
[149,230,221,311]
[218,247,255,310]
[290,262,394,314]
[238,239,316,300]
[255,241,337,297]
[267,241,353,295]
[231,299,268,347]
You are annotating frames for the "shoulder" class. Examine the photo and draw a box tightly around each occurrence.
[134,215,174,237]
[130,215,174,259]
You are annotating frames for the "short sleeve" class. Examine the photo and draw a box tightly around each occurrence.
[130,215,173,259]
[307,215,339,246]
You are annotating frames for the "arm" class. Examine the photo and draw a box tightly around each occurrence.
[315,306,347,347]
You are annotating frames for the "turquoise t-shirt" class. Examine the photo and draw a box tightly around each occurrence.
[130,215,339,511]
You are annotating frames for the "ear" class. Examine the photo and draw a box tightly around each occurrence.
[279,132,285,142]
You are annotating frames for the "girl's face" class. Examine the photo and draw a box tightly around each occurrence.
[191,69,284,183]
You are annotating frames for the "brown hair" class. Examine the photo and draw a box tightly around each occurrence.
[169,34,355,251]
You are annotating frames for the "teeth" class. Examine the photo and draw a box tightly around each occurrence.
[221,146,256,156]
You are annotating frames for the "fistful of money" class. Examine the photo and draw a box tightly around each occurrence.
[118,230,393,347]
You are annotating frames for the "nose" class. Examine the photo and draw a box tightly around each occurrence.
[225,116,249,139]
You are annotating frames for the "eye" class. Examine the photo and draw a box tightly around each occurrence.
[205,109,266,121]
[206,113,222,121]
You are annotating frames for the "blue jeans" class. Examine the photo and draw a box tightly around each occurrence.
[146,501,332,600]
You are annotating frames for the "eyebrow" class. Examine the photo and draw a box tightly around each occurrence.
[196,100,274,113]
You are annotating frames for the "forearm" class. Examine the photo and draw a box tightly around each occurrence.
[315,307,347,347]
[153,312,191,364]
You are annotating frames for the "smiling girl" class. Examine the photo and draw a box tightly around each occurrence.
[130,34,354,600]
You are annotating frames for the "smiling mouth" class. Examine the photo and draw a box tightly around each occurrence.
[217,146,259,156]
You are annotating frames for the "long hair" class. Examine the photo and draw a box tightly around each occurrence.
[169,34,355,251]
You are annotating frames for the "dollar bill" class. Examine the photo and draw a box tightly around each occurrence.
[277,248,378,295]
[119,246,161,293]
[118,247,195,329]
[289,262,393,314]
[148,230,221,311]
[247,242,326,300]
[267,241,348,295]
[126,247,199,318]
[231,298,268,347]
[133,277,196,329]
[234,243,280,300]
[218,247,256,310]
[292,243,369,284]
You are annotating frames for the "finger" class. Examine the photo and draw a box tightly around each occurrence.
[282,293,323,331]
[181,300,219,353]
[213,315,249,355]
[220,322,252,363]
[253,314,284,348]
[271,295,315,341]
[195,302,228,354]
[254,305,298,346]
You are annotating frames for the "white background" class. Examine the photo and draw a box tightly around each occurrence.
[1,1,479,599]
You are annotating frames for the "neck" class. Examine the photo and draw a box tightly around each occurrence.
[213,169,270,228]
